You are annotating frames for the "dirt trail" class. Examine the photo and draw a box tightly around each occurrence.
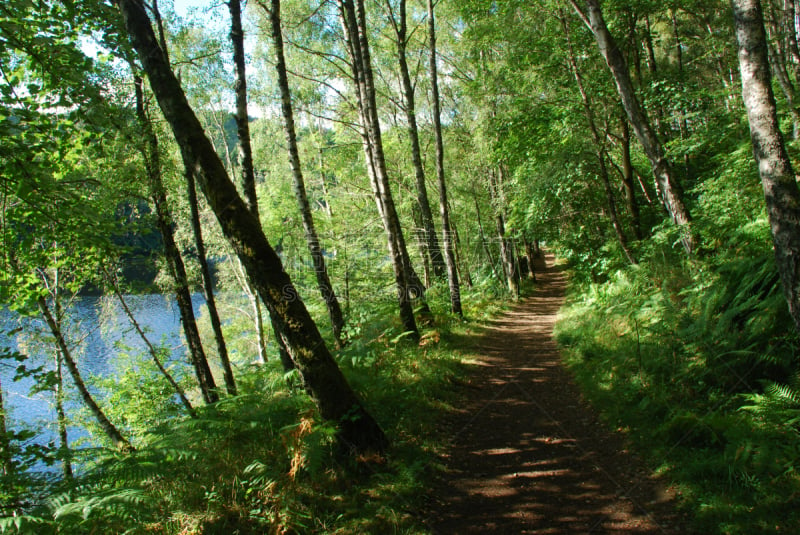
[425,256,690,534]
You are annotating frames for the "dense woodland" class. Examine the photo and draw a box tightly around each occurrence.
[1,0,800,532]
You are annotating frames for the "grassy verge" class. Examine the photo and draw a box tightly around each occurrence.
[554,253,800,534]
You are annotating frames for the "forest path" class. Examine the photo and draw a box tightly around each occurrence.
[424,255,690,534]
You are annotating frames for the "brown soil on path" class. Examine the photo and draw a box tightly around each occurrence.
[424,255,692,534]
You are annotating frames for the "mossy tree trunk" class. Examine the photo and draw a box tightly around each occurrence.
[134,75,219,405]
[115,0,387,452]
[733,0,800,332]
[570,0,695,255]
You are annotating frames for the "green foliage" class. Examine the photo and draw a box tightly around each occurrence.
[556,227,800,533]
[0,292,490,533]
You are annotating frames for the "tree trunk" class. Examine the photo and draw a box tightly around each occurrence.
[185,165,237,395]
[562,14,637,264]
[50,273,73,479]
[51,282,73,480]
[523,239,537,281]
[489,168,519,298]
[767,40,800,139]
[233,258,269,364]
[0,378,13,481]
[315,117,335,218]
[449,217,473,288]
[151,186,219,404]
[763,2,800,139]
[428,0,462,315]
[104,265,196,416]
[265,0,346,346]
[571,0,695,255]
[497,213,519,298]
[254,293,270,364]
[228,0,258,215]
[339,0,419,338]
[473,183,502,283]
[390,0,445,279]
[134,75,219,405]
[270,313,296,372]
[733,0,800,332]
[54,347,72,480]
[642,14,666,135]
[619,113,643,240]
[670,9,693,172]
[116,0,387,452]
[38,297,132,452]
[230,0,291,365]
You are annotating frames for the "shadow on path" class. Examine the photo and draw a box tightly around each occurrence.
[424,255,691,534]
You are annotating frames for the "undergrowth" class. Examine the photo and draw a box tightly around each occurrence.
[0,280,506,534]
[555,227,800,534]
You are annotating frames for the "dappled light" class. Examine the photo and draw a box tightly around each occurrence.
[426,259,687,534]
[3,0,800,532]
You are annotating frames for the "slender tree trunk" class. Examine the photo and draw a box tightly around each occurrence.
[228,0,258,215]
[315,119,335,219]
[232,259,269,364]
[151,187,219,404]
[496,212,519,298]
[643,14,658,76]
[767,39,800,139]
[642,14,666,135]
[523,238,537,281]
[763,2,800,139]
[450,218,473,288]
[670,9,693,171]
[54,348,72,480]
[254,293,270,363]
[619,113,643,239]
[116,0,387,452]
[51,281,73,480]
[104,265,196,416]
[428,0,462,315]
[625,11,644,88]
[473,184,502,283]
[389,0,445,279]
[562,14,636,264]
[133,75,219,405]
[411,205,432,287]
[38,297,132,452]
[489,168,519,298]
[226,1,295,365]
[788,0,800,70]
[185,165,237,395]
[733,0,800,332]
[571,0,695,255]
[270,314,296,372]
[265,0,346,346]
[340,0,419,338]
[0,378,13,481]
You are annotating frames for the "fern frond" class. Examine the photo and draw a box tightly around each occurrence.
[52,487,152,524]
[765,382,800,404]
[0,515,52,535]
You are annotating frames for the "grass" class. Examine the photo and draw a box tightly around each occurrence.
[554,254,800,534]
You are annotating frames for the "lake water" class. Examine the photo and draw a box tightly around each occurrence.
[0,293,206,468]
